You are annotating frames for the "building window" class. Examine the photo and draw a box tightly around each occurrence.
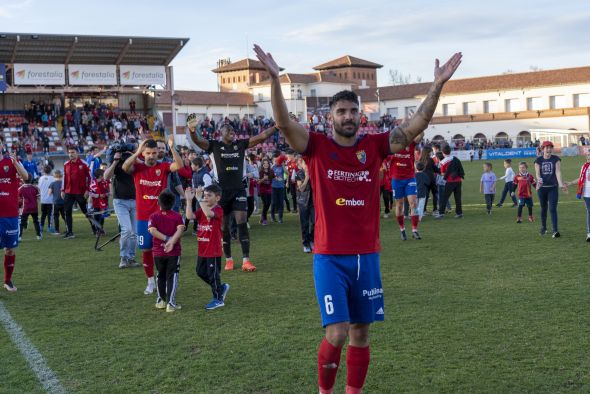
[483,100,497,113]
[387,107,398,117]
[526,97,542,111]
[549,95,565,109]
[222,77,225,84]
[258,93,263,101]
[462,102,475,115]
[233,76,236,83]
[574,93,590,107]
[344,72,348,79]
[505,98,520,112]
[310,89,316,97]
[442,103,456,116]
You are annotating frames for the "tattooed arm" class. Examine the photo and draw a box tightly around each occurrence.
[389,52,462,153]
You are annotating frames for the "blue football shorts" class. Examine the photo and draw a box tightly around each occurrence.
[392,178,417,199]
[0,217,19,249]
[136,220,153,250]
[313,253,384,327]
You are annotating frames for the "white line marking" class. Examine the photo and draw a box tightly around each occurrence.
[0,301,67,394]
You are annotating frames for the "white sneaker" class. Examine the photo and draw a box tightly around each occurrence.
[143,280,155,295]
[303,246,312,253]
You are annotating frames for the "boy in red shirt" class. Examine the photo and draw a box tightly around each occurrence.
[185,184,229,310]
[88,168,110,235]
[18,175,41,240]
[147,190,185,312]
[512,161,536,223]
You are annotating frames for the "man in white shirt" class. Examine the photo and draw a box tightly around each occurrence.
[496,158,518,207]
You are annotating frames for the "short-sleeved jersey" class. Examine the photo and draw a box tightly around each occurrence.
[514,172,536,198]
[89,178,110,210]
[0,157,20,218]
[389,142,416,180]
[195,205,223,257]
[18,184,39,214]
[535,155,561,187]
[132,161,171,220]
[207,139,249,189]
[303,131,391,255]
[148,210,184,257]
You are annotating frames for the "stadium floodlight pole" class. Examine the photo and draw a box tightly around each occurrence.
[169,66,177,140]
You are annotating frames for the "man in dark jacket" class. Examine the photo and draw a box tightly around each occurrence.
[435,144,465,219]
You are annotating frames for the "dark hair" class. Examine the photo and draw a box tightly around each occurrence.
[158,190,176,211]
[192,157,204,168]
[419,146,433,166]
[94,168,104,178]
[67,146,77,152]
[24,173,33,184]
[188,149,196,154]
[433,144,441,151]
[484,162,492,169]
[519,161,528,168]
[329,90,359,109]
[504,159,512,164]
[416,162,425,171]
[204,184,222,197]
[435,151,444,160]
[442,144,452,155]
[43,165,52,175]
[145,139,158,149]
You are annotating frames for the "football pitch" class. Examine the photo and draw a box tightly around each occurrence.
[1,156,589,393]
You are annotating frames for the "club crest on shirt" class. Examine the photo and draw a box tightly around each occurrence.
[234,145,238,151]
[3,165,8,172]
[79,165,83,170]
[356,150,367,164]
[155,169,161,176]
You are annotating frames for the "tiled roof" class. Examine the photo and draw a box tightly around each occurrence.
[313,55,383,70]
[251,72,353,87]
[211,58,284,73]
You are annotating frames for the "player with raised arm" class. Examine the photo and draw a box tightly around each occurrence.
[0,140,30,292]
[254,44,461,393]
[122,135,184,295]
[186,114,279,272]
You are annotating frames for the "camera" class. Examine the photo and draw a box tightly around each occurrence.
[107,142,136,164]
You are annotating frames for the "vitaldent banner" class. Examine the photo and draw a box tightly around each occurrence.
[484,148,537,160]
[14,64,65,85]
[119,65,166,86]
[68,65,117,85]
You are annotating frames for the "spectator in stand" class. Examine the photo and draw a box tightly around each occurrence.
[37,165,54,233]
[62,146,92,239]
[129,99,136,114]
[258,158,273,225]
[18,175,41,240]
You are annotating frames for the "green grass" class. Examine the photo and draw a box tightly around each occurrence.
[2,156,590,393]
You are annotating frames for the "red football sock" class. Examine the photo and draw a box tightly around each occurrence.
[396,215,405,230]
[346,345,370,391]
[3,254,15,283]
[142,250,154,278]
[318,338,343,392]
[411,215,419,231]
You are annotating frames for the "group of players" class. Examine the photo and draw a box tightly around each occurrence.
[0,44,463,393]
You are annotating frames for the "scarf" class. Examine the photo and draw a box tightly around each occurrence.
[576,162,590,199]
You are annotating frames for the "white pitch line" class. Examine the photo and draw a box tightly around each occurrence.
[0,301,67,394]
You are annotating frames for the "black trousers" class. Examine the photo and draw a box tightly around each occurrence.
[498,181,517,205]
[52,204,65,232]
[288,183,298,213]
[380,187,392,214]
[155,255,180,305]
[298,200,315,247]
[441,182,463,215]
[64,193,89,234]
[260,193,271,221]
[196,256,223,301]
[40,203,53,229]
[484,194,495,212]
[20,212,41,236]
[271,187,285,220]
[247,196,255,220]
[425,181,438,212]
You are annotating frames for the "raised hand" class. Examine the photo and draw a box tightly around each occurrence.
[253,44,281,78]
[187,113,199,132]
[184,187,195,201]
[434,52,462,84]
[167,135,175,149]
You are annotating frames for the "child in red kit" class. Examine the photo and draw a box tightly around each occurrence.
[18,175,41,240]
[88,168,110,235]
[147,190,185,312]
[185,184,228,310]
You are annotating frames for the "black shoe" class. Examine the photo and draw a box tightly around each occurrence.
[63,232,75,239]
[586,234,590,242]
[455,214,463,219]
[511,203,518,208]
[496,203,503,207]
[400,229,407,241]
[539,227,547,235]
[412,231,421,240]
[552,231,561,238]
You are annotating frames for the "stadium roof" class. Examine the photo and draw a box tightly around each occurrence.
[156,90,254,106]
[0,33,189,65]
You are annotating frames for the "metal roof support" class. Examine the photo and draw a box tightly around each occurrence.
[163,40,184,66]
[116,38,132,65]
[9,35,20,63]
[64,36,78,65]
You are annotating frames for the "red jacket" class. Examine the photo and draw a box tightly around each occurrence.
[63,158,91,194]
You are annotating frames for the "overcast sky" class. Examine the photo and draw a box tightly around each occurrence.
[2,0,590,91]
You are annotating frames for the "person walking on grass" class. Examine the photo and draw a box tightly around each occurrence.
[534,141,567,238]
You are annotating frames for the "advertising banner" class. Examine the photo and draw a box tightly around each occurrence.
[68,65,116,85]
[14,64,65,85]
[484,148,537,160]
[119,65,166,86]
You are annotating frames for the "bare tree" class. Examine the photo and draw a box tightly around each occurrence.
[388,69,423,86]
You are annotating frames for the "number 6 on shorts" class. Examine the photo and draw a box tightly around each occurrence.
[324,294,334,315]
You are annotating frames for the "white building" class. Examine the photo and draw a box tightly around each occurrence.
[357,66,590,147]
